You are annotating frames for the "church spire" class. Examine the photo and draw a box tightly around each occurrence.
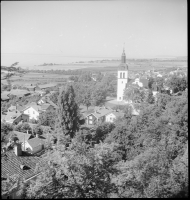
[121,44,126,64]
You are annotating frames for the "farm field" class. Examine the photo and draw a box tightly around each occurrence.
[8,72,71,86]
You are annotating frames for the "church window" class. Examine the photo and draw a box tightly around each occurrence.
[122,81,123,84]
[120,72,122,78]
[123,73,125,78]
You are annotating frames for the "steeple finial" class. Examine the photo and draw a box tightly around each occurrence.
[123,43,125,52]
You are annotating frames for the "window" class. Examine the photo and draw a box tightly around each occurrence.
[110,117,112,120]
[89,120,92,125]
[122,81,123,84]
[123,73,125,78]
[33,111,35,114]
[119,97,121,100]
[89,116,92,119]
[120,72,122,78]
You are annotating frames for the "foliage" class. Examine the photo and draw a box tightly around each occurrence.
[91,87,107,106]
[14,122,32,134]
[1,122,14,143]
[124,84,146,103]
[25,141,120,198]
[146,90,155,104]
[38,110,56,129]
[55,85,81,140]
[166,74,187,93]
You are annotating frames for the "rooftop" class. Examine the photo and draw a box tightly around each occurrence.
[1,149,44,181]
[12,131,33,143]
[27,137,44,148]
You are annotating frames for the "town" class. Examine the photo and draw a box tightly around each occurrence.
[1,0,188,199]
[1,49,188,198]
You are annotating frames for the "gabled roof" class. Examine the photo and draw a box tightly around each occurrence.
[86,107,113,119]
[22,102,41,113]
[12,131,33,143]
[27,137,44,148]
[47,100,58,109]
[41,103,51,111]
[1,150,43,180]
[107,111,125,118]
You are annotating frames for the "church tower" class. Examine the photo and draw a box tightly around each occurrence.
[117,48,128,101]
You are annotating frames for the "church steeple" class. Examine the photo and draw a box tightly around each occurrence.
[121,48,126,64]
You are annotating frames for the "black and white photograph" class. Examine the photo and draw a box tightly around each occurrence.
[1,0,187,198]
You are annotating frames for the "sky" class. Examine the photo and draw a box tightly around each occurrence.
[1,0,187,67]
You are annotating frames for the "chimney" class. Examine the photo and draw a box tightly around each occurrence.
[36,133,39,138]
[14,143,22,156]
[27,130,29,134]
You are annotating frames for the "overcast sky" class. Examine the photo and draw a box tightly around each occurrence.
[1,0,187,66]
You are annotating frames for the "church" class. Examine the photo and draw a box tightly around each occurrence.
[117,48,129,101]
[117,48,149,102]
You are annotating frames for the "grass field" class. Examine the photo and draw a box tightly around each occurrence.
[8,73,71,86]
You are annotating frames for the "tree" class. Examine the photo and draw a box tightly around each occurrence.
[166,75,187,93]
[82,90,91,110]
[124,84,146,103]
[55,85,81,140]
[155,77,164,92]
[14,122,32,134]
[146,90,155,104]
[91,87,107,106]
[38,110,56,129]
[1,123,14,143]
[25,141,120,198]
[148,77,155,89]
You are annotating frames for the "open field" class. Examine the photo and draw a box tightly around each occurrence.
[1,58,187,87]
[8,73,71,86]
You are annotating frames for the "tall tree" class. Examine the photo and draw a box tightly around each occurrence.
[55,85,80,140]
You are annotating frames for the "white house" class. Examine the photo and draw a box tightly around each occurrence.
[23,106,40,120]
[105,111,125,123]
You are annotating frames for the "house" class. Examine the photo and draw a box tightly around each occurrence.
[37,97,58,110]
[105,111,125,123]
[23,137,45,154]
[129,78,149,89]
[1,143,44,199]
[12,131,33,144]
[1,111,29,125]
[85,107,114,125]
[22,102,41,120]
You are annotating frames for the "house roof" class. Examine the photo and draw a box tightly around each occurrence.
[108,111,125,118]
[27,137,44,148]
[22,102,41,113]
[1,149,43,181]
[41,103,51,110]
[86,107,113,119]
[12,131,33,143]
[47,100,58,109]
[3,111,24,124]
